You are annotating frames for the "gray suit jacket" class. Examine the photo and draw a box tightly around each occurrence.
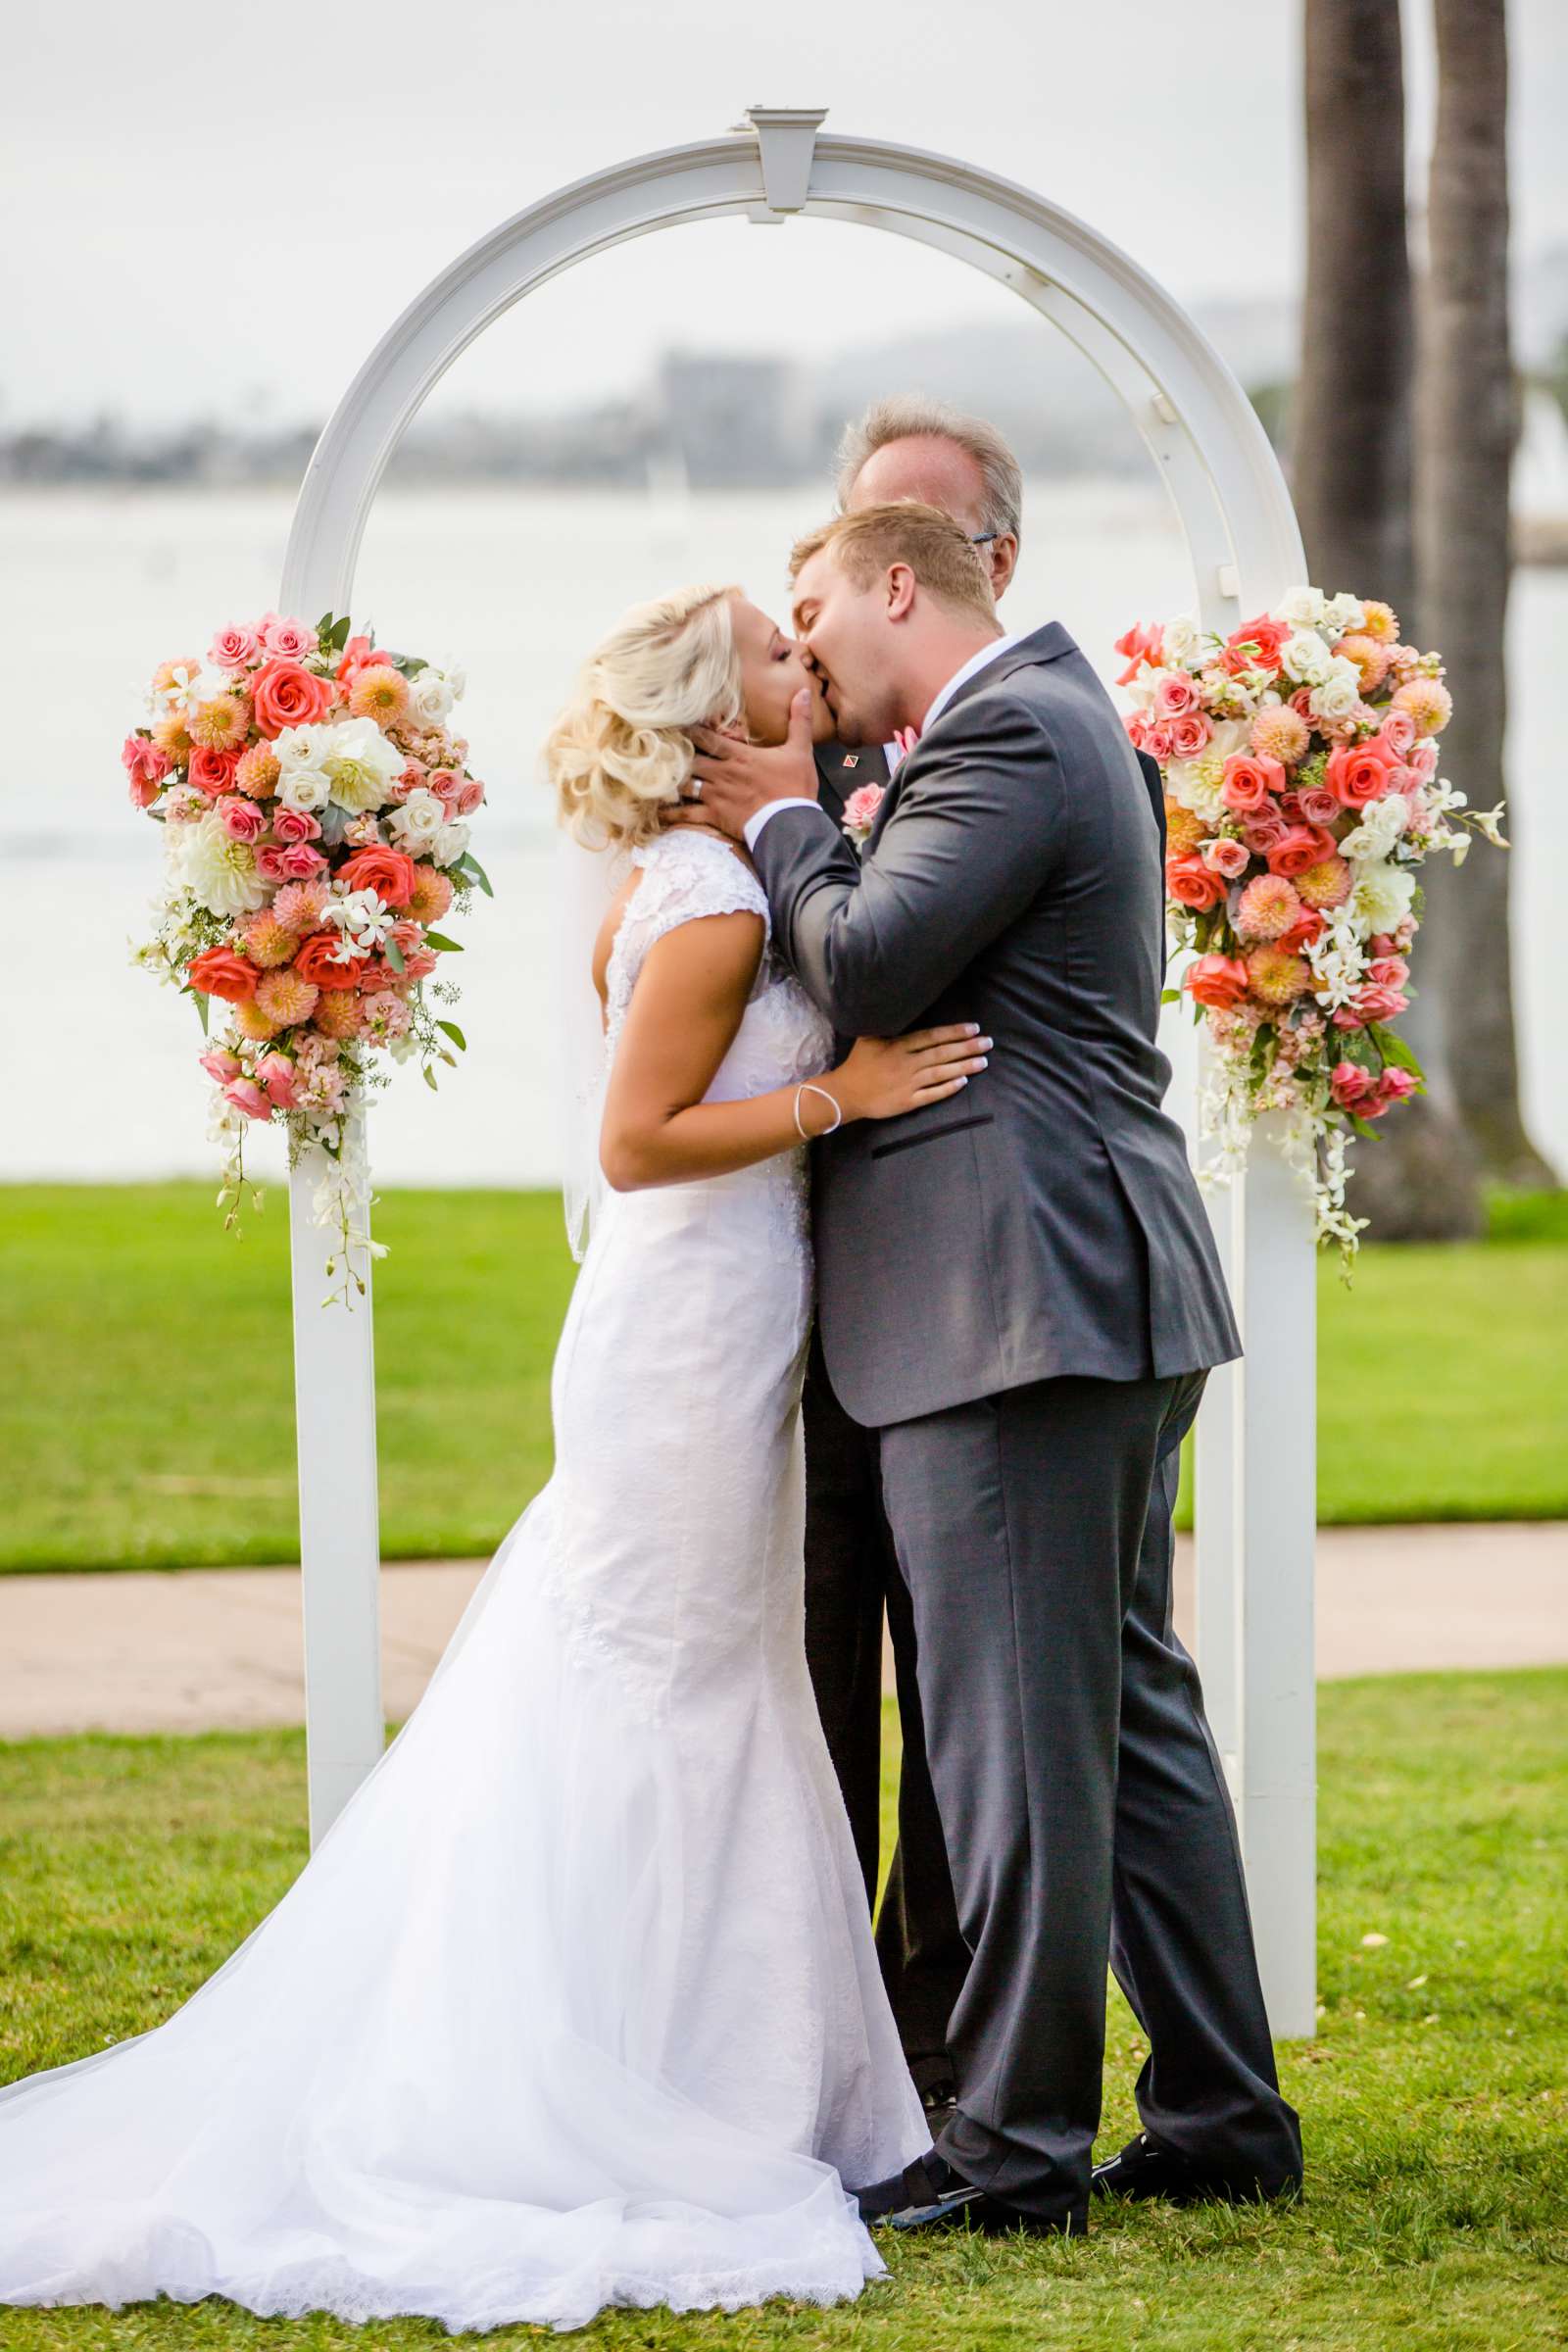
[754,622,1242,1428]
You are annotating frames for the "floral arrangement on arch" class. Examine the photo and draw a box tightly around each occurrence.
[1116,586,1505,1260]
[122,612,491,1305]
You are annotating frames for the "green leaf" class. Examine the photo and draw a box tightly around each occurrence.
[315,610,335,641]
[458,852,494,899]
[423,930,464,954]
[188,987,209,1038]
[1348,1113,1384,1142]
[1338,1028,1379,1070]
[434,1018,466,1051]
[422,1063,439,1092]
[1160,986,1184,1005]
[381,936,406,974]
[1368,1022,1424,1078]
[328,613,353,654]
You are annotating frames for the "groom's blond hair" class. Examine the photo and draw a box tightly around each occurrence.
[789,503,997,624]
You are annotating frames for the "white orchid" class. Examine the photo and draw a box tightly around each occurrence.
[1340,795,1411,864]
[322,886,396,960]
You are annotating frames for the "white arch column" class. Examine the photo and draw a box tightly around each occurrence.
[281,108,1315,2035]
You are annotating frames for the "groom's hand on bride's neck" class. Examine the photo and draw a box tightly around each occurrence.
[670,689,819,842]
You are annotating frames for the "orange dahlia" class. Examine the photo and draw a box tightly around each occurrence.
[1245,946,1313,1005]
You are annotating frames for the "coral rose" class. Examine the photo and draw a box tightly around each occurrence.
[335,846,418,909]
[188,745,239,798]
[1268,823,1339,878]
[1220,753,1286,815]
[1166,855,1226,911]
[1222,615,1289,675]
[122,733,171,798]
[186,947,259,1002]
[1325,739,1397,809]
[251,659,333,739]
[293,931,370,992]
[1185,953,1250,1011]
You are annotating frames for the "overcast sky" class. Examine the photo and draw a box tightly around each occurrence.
[7,0,1565,432]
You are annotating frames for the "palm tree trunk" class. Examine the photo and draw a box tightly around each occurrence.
[1415,0,1556,1188]
[1293,0,1482,1237]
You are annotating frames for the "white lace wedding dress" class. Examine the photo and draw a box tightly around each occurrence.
[0,830,929,2334]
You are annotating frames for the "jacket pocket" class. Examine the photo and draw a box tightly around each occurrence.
[870,1111,996,1160]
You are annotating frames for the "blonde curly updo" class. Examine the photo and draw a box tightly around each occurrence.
[544,583,745,850]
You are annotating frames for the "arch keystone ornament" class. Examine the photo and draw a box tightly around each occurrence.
[282,106,1317,2038]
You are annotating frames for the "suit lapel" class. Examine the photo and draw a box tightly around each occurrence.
[860,625,1076,860]
[816,740,891,851]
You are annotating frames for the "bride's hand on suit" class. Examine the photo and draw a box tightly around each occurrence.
[832,1026,991,1125]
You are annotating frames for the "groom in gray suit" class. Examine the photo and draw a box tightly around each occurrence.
[687,502,1302,2234]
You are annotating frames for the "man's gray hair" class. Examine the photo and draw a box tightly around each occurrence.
[833,396,1024,543]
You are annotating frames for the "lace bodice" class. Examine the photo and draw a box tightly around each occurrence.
[604,830,834,1104]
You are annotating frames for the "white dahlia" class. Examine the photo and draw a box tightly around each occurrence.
[320,717,404,812]
[1350,859,1417,939]
[175,809,268,915]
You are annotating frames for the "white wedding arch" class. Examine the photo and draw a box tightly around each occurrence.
[280,108,1317,2037]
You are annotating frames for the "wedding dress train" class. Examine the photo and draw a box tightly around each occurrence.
[0,830,930,2334]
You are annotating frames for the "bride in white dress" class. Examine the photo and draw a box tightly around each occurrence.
[0,584,990,2334]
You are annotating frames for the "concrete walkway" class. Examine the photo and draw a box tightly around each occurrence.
[0,1524,1563,1740]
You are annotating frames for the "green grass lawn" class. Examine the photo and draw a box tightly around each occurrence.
[1,1183,1564,1571]
[1,1671,1564,2349]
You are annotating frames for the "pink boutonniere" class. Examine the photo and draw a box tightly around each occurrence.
[841,781,886,850]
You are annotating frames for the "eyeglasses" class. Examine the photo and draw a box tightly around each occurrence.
[969,532,999,546]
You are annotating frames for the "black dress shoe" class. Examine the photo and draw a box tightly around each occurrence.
[857,2152,1086,2237]
[920,2083,958,2133]
[1092,2131,1303,2208]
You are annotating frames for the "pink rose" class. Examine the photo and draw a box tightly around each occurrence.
[1155,669,1200,720]
[1143,723,1174,763]
[1298,785,1342,828]
[1377,709,1418,758]
[1368,956,1409,990]
[1331,1060,1377,1108]
[1114,620,1164,685]
[222,1077,273,1120]
[1377,1068,1419,1105]
[255,845,291,884]
[1221,753,1286,815]
[1124,714,1149,752]
[1166,710,1212,760]
[256,1052,299,1108]
[1200,836,1251,879]
[1243,809,1292,855]
[1354,982,1409,1023]
[1333,1005,1365,1031]
[842,782,886,838]
[1268,824,1339,879]
[198,1047,242,1083]
[271,805,322,845]
[122,732,172,791]
[278,841,328,879]
[218,795,266,843]
[1408,739,1439,782]
[1186,953,1250,1010]
[257,612,319,660]
[209,623,261,670]
[450,776,484,817]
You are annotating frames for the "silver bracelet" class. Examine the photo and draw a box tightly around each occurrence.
[794,1081,843,1141]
